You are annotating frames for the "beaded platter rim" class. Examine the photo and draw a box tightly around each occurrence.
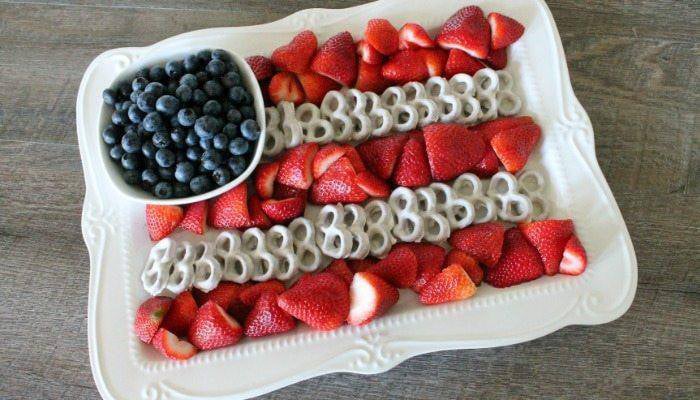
[78,0,638,399]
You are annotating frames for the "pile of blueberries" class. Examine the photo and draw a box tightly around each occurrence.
[101,49,260,199]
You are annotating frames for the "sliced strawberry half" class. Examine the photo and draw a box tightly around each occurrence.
[246,194,272,229]
[152,328,198,360]
[355,61,391,93]
[244,292,296,338]
[261,196,306,224]
[470,145,500,178]
[367,246,418,288]
[271,30,317,73]
[449,222,506,268]
[356,171,391,198]
[276,142,319,190]
[239,280,286,307]
[398,23,436,50]
[486,228,545,288]
[134,296,172,344]
[268,71,305,105]
[436,6,491,59]
[444,49,484,78]
[296,71,341,106]
[254,161,280,199]
[162,291,198,337]
[188,300,243,350]
[421,48,448,77]
[423,123,485,181]
[381,50,429,84]
[341,144,367,172]
[277,272,350,331]
[146,204,183,241]
[311,31,358,87]
[392,135,432,188]
[471,116,535,144]
[357,135,409,180]
[312,143,347,179]
[559,235,587,276]
[273,182,307,200]
[491,124,541,173]
[519,219,574,275]
[395,242,446,293]
[446,249,484,285]
[326,259,354,287]
[419,264,476,305]
[348,258,376,273]
[209,184,250,229]
[245,55,275,81]
[365,18,399,55]
[487,12,525,50]
[310,156,368,204]
[484,47,507,70]
[178,201,207,235]
[356,39,384,65]
[347,271,399,326]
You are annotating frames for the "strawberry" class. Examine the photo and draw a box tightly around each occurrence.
[491,124,541,173]
[471,116,535,143]
[367,246,418,288]
[193,282,247,310]
[178,201,207,235]
[398,23,436,50]
[381,50,429,84]
[246,194,272,229]
[559,235,587,275]
[271,30,317,73]
[226,283,253,322]
[276,142,319,190]
[268,71,305,105]
[261,196,306,224]
[311,31,358,87]
[347,271,399,326]
[355,61,391,93]
[341,144,367,172]
[244,292,296,337]
[484,47,507,70]
[419,264,476,305]
[326,259,354,286]
[487,13,525,50]
[486,228,544,288]
[188,301,243,350]
[151,328,198,360]
[470,145,500,178]
[519,219,574,275]
[395,243,446,293]
[423,123,485,181]
[392,135,431,188]
[444,49,484,78]
[245,55,275,81]
[449,222,506,268]
[297,71,341,105]
[239,280,286,307]
[356,135,408,180]
[162,291,198,337]
[365,19,399,55]
[436,6,491,59]
[273,182,307,200]
[209,184,250,229]
[277,272,350,331]
[312,143,347,179]
[145,204,183,241]
[254,161,280,199]
[356,171,391,198]
[310,156,368,204]
[348,258,376,273]
[356,39,384,65]
[446,249,483,285]
[134,296,171,343]
[421,48,448,77]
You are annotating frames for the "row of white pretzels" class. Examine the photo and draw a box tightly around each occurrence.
[263,68,521,157]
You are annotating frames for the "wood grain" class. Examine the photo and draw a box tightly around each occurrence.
[0,0,698,399]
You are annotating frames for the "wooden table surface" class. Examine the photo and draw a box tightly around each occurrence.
[0,0,698,399]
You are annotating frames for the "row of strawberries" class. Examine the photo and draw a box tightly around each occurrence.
[245,6,525,105]
[136,218,587,360]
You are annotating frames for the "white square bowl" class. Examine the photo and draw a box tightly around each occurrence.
[78,0,637,398]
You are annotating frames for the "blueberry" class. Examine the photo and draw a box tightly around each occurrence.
[158,167,175,181]
[212,167,232,186]
[185,130,199,147]
[114,101,125,112]
[152,131,171,149]
[118,82,132,98]
[194,115,222,139]
[186,146,203,161]
[149,66,167,82]
[177,108,197,127]
[111,109,130,126]
[137,91,157,113]
[197,49,212,63]
[211,49,230,61]
[220,71,242,88]
[128,104,145,123]
[137,124,148,137]
[166,81,178,95]
[153,181,174,198]
[228,137,249,155]
[132,77,148,92]
[175,85,192,103]
[226,62,239,74]
[240,105,255,120]
[141,169,159,186]
[156,95,180,115]
[170,127,186,144]
[227,156,247,176]
[192,89,208,105]
[123,169,140,185]
[174,161,195,183]
[102,125,121,145]
[240,119,260,141]
[203,100,222,116]
[134,68,150,79]
[173,182,191,198]
[206,59,226,77]
[141,141,157,159]
[222,123,239,139]
[227,108,242,124]
[195,71,209,85]
[109,145,125,160]
[102,88,118,106]
[121,152,140,170]
[179,73,198,89]
[176,150,188,162]
[165,60,184,79]
[121,131,141,153]
[144,82,165,97]
[212,133,229,150]
[155,148,176,168]
[184,55,200,72]
[203,80,223,97]
[199,139,214,150]
[228,86,246,104]
[190,175,212,194]
[142,112,164,133]
[124,123,139,136]
[130,89,142,103]
[170,114,181,129]
[239,91,253,106]
[201,149,222,170]
[144,158,157,171]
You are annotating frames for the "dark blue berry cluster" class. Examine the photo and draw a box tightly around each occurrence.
[101,49,261,199]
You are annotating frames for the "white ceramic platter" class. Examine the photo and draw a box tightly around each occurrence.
[78,0,637,398]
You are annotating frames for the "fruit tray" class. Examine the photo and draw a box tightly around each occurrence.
[78,0,637,398]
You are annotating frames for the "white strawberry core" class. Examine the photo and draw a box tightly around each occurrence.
[164,330,196,354]
[348,274,378,325]
[559,250,584,275]
[216,304,241,328]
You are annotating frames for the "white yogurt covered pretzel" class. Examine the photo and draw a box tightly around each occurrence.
[380,86,421,132]
[141,238,178,296]
[364,200,396,258]
[265,225,301,281]
[263,107,286,157]
[363,92,394,137]
[214,231,254,284]
[241,227,279,282]
[473,68,500,96]
[320,90,355,142]
[428,182,475,230]
[166,241,196,294]
[295,103,335,144]
[425,76,463,123]
[315,204,354,258]
[452,173,498,223]
[289,217,323,272]
[192,242,223,292]
[487,171,533,222]
[414,187,451,242]
[388,187,425,242]
[402,82,441,127]
[517,170,550,221]
[278,101,304,148]
[343,204,371,259]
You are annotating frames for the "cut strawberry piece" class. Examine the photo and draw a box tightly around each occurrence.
[392,135,431,188]
[273,182,307,200]
[398,23,436,50]
[254,161,280,199]
[194,282,247,311]
[446,249,483,285]
[209,184,250,229]
[419,264,476,305]
[326,259,354,286]
[348,258,376,273]
[449,222,506,268]
[381,50,429,84]
[356,171,391,198]
[239,280,286,307]
[436,6,491,59]
[365,18,399,55]
[470,144,500,178]
[277,272,350,331]
[261,196,306,224]
[276,142,319,190]
[297,71,341,105]
[423,123,485,181]
[471,116,535,143]
[356,39,384,65]
[357,135,408,180]
[271,30,317,73]
[444,49,484,78]
[355,61,391,93]
[486,228,544,288]
[146,204,183,241]
[188,301,243,350]
[310,156,368,204]
[341,144,366,172]
[162,291,198,337]
[311,31,358,87]
[178,201,207,235]
[421,48,448,77]
[367,246,418,288]
[347,271,399,326]
[519,219,574,275]
[559,235,587,275]
[312,143,347,179]
[484,47,507,70]
[246,194,272,229]
[268,71,305,106]
[395,243,446,293]
[134,296,171,343]
[244,292,296,338]
[491,124,541,173]
[152,328,198,360]
[488,12,525,50]
[245,55,275,81]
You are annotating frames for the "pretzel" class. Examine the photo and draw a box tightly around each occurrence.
[388,187,425,242]
[278,101,304,148]
[263,106,286,157]
[192,242,223,292]
[141,238,177,296]
[315,204,353,258]
[288,217,323,272]
[486,171,533,222]
[265,225,301,281]
[364,200,397,258]
[451,173,498,224]
[295,103,335,144]
[517,170,550,221]
[214,231,254,284]
[241,227,279,282]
